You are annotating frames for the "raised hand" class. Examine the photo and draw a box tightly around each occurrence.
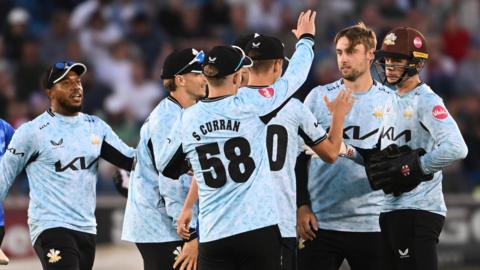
[324,88,354,115]
[292,9,317,39]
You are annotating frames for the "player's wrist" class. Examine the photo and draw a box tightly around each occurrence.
[339,143,355,158]
[186,227,198,242]
[299,33,315,41]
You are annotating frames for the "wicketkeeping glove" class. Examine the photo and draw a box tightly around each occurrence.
[364,144,433,196]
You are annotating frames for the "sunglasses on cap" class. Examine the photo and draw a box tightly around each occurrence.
[175,50,205,75]
[231,45,253,71]
[54,61,76,69]
[47,61,77,85]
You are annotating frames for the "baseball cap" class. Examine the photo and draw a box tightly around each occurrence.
[233,33,260,51]
[43,61,87,89]
[376,27,428,60]
[202,45,253,78]
[245,35,285,60]
[161,48,205,79]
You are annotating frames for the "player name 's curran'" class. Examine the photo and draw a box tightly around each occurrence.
[193,119,241,141]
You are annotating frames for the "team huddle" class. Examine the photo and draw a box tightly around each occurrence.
[0,9,468,270]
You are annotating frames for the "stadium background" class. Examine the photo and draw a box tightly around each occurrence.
[1,0,479,269]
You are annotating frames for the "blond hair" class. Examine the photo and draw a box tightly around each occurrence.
[163,79,177,92]
[334,22,377,52]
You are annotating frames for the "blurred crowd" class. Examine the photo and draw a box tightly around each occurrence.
[1,0,479,195]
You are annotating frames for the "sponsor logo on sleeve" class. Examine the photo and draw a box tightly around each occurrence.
[258,87,274,98]
[7,148,25,157]
[432,105,448,120]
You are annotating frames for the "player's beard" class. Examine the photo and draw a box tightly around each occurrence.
[341,67,364,82]
[58,96,83,114]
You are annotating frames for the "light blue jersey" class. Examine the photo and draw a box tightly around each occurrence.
[266,99,327,238]
[0,119,14,227]
[159,37,315,242]
[304,79,393,232]
[0,110,134,244]
[235,92,327,238]
[379,83,468,216]
[122,96,195,243]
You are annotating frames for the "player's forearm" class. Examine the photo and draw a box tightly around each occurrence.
[100,141,135,171]
[280,37,315,97]
[419,139,468,174]
[182,177,199,211]
[295,153,311,207]
[338,143,365,165]
[0,158,20,201]
[323,110,346,162]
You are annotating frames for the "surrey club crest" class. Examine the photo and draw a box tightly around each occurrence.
[384,33,397,46]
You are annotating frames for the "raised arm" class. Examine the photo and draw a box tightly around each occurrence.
[240,10,317,118]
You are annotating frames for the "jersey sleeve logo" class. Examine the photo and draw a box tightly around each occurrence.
[7,148,25,157]
[432,105,448,120]
[258,87,274,98]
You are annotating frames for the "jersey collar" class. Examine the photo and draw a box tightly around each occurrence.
[201,95,231,103]
[47,108,82,124]
[167,95,183,108]
[245,85,269,89]
[47,108,55,117]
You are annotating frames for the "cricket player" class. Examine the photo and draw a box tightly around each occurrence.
[242,33,354,270]
[0,61,135,270]
[297,23,391,270]
[122,48,206,270]
[159,10,323,270]
[366,27,468,270]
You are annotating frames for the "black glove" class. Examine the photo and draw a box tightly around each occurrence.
[365,144,433,196]
[354,147,382,163]
[113,169,129,198]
